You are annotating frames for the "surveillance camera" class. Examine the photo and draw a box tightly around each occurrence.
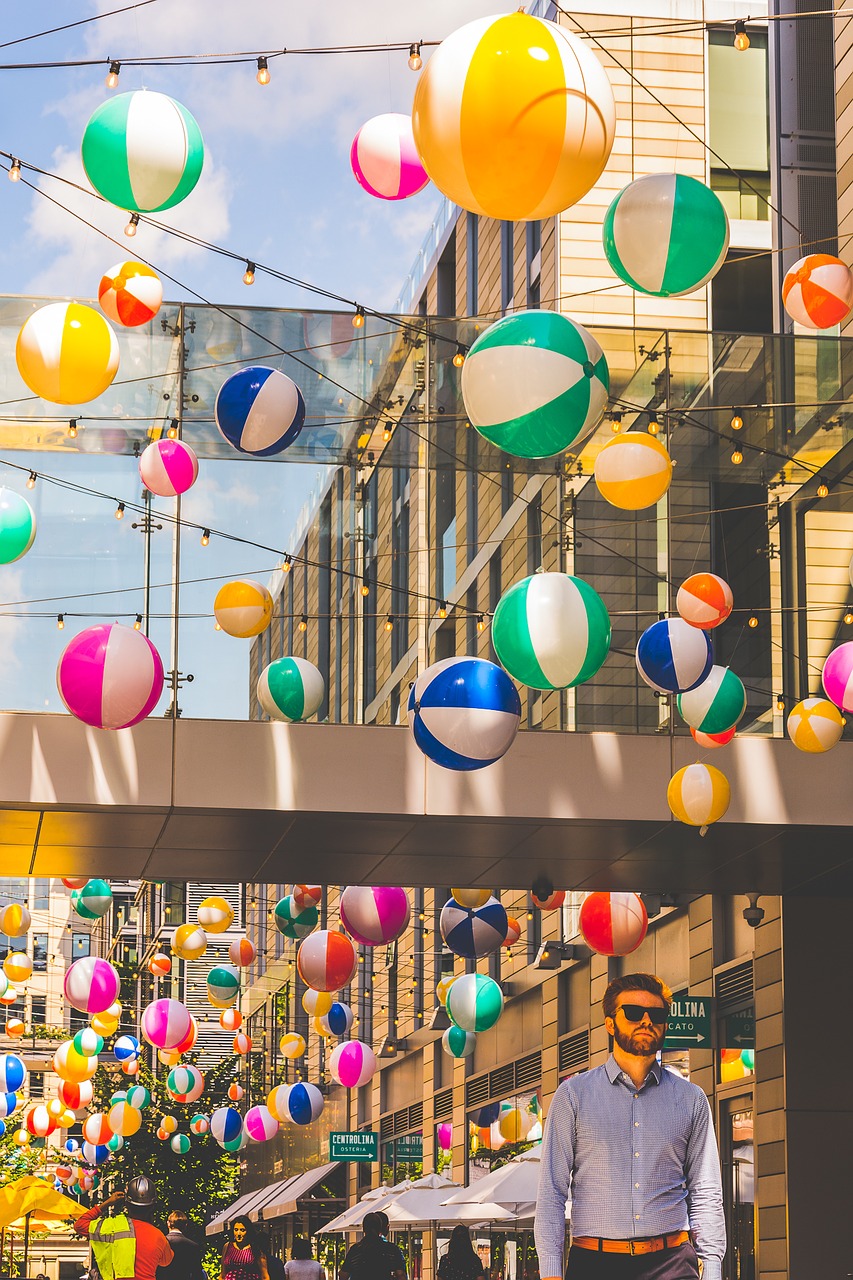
[743,894,764,928]
[531,875,553,902]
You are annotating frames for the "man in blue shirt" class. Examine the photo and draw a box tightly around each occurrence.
[535,973,725,1279]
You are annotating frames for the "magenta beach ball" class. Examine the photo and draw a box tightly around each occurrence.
[243,1105,279,1143]
[329,1040,377,1089]
[138,438,199,498]
[822,641,853,711]
[140,998,192,1050]
[350,113,429,201]
[340,886,411,946]
[63,956,120,1015]
[57,623,164,730]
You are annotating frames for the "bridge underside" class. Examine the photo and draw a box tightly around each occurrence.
[0,713,848,894]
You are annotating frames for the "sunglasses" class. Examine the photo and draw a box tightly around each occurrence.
[617,1004,668,1025]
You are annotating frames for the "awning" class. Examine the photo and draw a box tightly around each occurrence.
[206,1180,297,1236]
[260,1162,340,1220]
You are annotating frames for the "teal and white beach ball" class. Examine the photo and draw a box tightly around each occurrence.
[206,965,240,1008]
[442,1025,476,1058]
[0,491,36,564]
[446,973,504,1033]
[461,310,608,459]
[603,173,729,297]
[82,91,204,213]
[257,657,325,723]
[492,572,610,690]
[677,665,746,735]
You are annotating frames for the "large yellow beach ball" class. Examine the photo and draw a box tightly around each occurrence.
[594,433,673,510]
[16,303,119,405]
[786,696,844,753]
[667,763,730,830]
[412,12,615,221]
[214,580,273,638]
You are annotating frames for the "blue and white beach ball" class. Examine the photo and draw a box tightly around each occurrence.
[0,1055,27,1094]
[440,896,508,959]
[492,572,610,690]
[214,367,305,457]
[113,1036,140,1064]
[257,657,325,722]
[318,1002,354,1038]
[210,1106,242,1147]
[635,618,712,694]
[407,657,521,771]
[282,1081,324,1126]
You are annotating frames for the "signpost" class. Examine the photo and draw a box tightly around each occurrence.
[723,1008,755,1049]
[330,1131,378,1162]
[395,1134,423,1159]
[663,996,713,1050]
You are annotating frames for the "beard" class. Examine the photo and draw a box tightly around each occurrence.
[613,1022,665,1057]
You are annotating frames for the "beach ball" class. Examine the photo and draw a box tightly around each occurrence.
[219,1008,242,1032]
[160,1115,179,1135]
[229,937,256,967]
[594,434,673,511]
[59,1079,93,1110]
[122,1060,140,1077]
[233,1032,252,1055]
[787,696,844,753]
[16,303,119,405]
[3,953,31,985]
[822,642,853,711]
[351,113,429,201]
[279,1033,306,1059]
[408,657,521,771]
[782,253,853,329]
[691,726,736,749]
[98,260,163,327]
[214,580,273,638]
[167,1064,205,1104]
[190,1114,209,1135]
[301,990,333,1017]
[156,1127,169,1142]
[442,1025,476,1058]
[64,957,120,1014]
[125,1085,150,1110]
[0,1094,18,1121]
[436,976,457,1006]
[741,1049,755,1071]
[13,1130,30,1147]
[171,923,208,961]
[158,1050,181,1067]
[677,666,746,735]
[0,904,30,937]
[62,877,88,890]
[579,892,648,956]
[174,1016,199,1055]
[0,1055,25,1093]
[667,763,731,830]
[492,572,610,691]
[72,1029,104,1057]
[140,998,192,1050]
[64,1138,80,1154]
[227,1083,244,1102]
[266,1085,291,1122]
[109,1090,127,1105]
[462,311,608,459]
[340,886,411,946]
[244,1105,279,1143]
[329,1040,376,1089]
[83,1113,112,1146]
[207,965,240,1008]
[603,174,729,297]
[676,573,733,630]
[446,973,504,1032]
[314,1015,333,1040]
[531,889,566,911]
[197,895,234,933]
[450,889,491,909]
[82,91,204,212]
[108,1102,142,1138]
[412,12,615,220]
[170,1133,191,1155]
[57,623,164,730]
[274,895,318,941]
[27,1105,57,1138]
[291,885,322,911]
[5,1020,24,1038]
[441,896,508,959]
[318,1002,354,1038]
[636,618,712,694]
[503,915,521,947]
[91,1012,119,1038]
[258,657,324,723]
[499,1107,535,1143]
[282,1081,324,1126]
[139,439,198,498]
[297,930,357,993]
[70,880,112,921]
[148,953,171,977]
[0,491,36,565]
[0,983,16,1006]
[214,367,305,457]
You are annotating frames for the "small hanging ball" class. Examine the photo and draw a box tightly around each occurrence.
[228,937,256,968]
[214,580,274,639]
[291,885,322,911]
[61,877,88,890]
[578,891,648,956]
[207,964,240,1008]
[70,880,112,921]
[3,953,32,985]
[190,1114,209,1134]
[297,931,357,993]
[690,725,736,749]
[108,1102,142,1138]
[492,572,610,690]
[440,896,508,959]
[243,1105,279,1143]
[64,956,120,1015]
[197,896,234,933]
[140,998,192,1050]
[676,573,733,630]
[16,302,119,405]
[442,1025,476,1058]
[502,916,521,947]
[317,1002,354,1038]
[257,657,325,722]
[233,1032,252,1055]
[274,895,318,941]
[635,618,712,694]
[215,367,306,457]
[125,1085,151,1110]
[98,260,163,327]
[227,1082,244,1102]
[446,973,504,1033]
[279,1033,306,1059]
[787,696,844,753]
[72,1028,104,1057]
[340,886,411,946]
[82,91,204,213]
[329,1040,377,1089]
[219,1008,243,1032]
[139,439,199,498]
[0,1055,26,1093]
[171,922,208,961]
[782,253,853,329]
[594,433,673,511]
[450,889,491,909]
[59,1079,93,1109]
[4,1019,25,1038]
[822,641,853,711]
[531,889,566,911]
[0,491,36,565]
[281,1081,324,1126]
[167,1064,205,1104]
[301,990,332,1017]
[148,953,171,977]
[667,763,731,829]
[170,1133,192,1155]
[350,113,429,201]
[57,624,164,730]
[677,666,746,736]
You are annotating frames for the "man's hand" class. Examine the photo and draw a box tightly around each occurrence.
[100,1192,125,1207]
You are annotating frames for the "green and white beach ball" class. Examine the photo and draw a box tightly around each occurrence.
[442,1025,476,1058]
[677,665,746,735]
[603,173,729,297]
[82,91,204,213]
[446,972,504,1033]
[0,490,36,564]
[257,657,325,722]
[461,310,609,459]
[492,572,611,690]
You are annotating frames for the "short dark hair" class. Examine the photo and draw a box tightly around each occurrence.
[168,1212,189,1230]
[374,1211,389,1235]
[603,973,673,1022]
[291,1238,312,1260]
[362,1212,383,1237]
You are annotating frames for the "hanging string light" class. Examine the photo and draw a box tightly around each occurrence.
[26,472,36,490]
[733,20,750,51]
[133,614,142,630]
[256,56,270,86]
[8,159,21,183]
[105,60,121,89]
[730,411,743,431]
[243,262,256,286]
[67,419,78,439]
[115,502,125,520]
[731,448,743,465]
[408,43,423,71]
[57,615,65,631]
[200,529,210,547]
[452,346,466,369]
[124,213,139,238]
[167,419,179,439]
[298,614,308,632]
[352,305,366,330]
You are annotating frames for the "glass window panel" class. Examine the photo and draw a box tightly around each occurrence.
[71,933,91,960]
[30,880,49,910]
[709,34,769,174]
[32,934,47,972]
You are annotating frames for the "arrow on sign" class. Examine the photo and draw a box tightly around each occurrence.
[731,1035,751,1044]
[670,1035,708,1043]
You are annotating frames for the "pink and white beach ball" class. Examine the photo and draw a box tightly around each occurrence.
[140,998,192,1050]
[350,113,429,201]
[243,1105,279,1142]
[329,1040,377,1089]
[139,438,199,498]
[63,957,120,1015]
[340,886,411,946]
[57,623,164,730]
[822,641,853,711]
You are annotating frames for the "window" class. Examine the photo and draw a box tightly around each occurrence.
[527,221,542,308]
[30,880,49,910]
[436,241,456,316]
[30,995,46,1025]
[28,1071,44,1098]
[32,934,47,972]
[501,222,515,312]
[709,29,769,220]
[71,933,90,960]
[436,464,457,599]
[69,1008,88,1032]
[466,213,479,315]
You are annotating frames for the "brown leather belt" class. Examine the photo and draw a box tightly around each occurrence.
[573,1231,690,1255]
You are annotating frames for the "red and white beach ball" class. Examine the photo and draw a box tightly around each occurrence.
[676,573,733,630]
[329,1040,377,1089]
[59,1079,93,1110]
[296,930,357,993]
[531,889,566,911]
[98,261,163,327]
[63,957,120,1015]
[503,915,521,947]
[82,1113,112,1146]
[350,113,429,201]
[579,892,648,956]
[140,998,192,1050]
[57,623,164,730]
[782,253,853,329]
[340,886,411,946]
[139,438,199,498]
[291,885,322,911]
[233,1032,252,1055]
[219,1008,242,1032]
[148,953,171,977]
[228,937,256,967]
[690,725,736,749]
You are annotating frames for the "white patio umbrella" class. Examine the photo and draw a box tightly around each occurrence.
[321,1179,412,1234]
[442,1146,543,1214]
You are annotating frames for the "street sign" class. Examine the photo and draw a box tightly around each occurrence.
[395,1134,423,1159]
[663,996,713,1049]
[330,1131,378,1162]
[723,1008,755,1049]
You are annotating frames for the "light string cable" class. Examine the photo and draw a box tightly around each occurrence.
[0,1,162,53]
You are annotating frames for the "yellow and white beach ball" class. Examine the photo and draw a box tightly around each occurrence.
[16,303,119,405]
[412,12,615,221]
[667,763,730,830]
[214,580,273,638]
[594,433,673,510]
[196,896,234,933]
[171,923,207,962]
[786,696,844,753]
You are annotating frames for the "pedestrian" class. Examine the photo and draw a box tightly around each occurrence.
[535,973,726,1280]
[158,1213,206,1280]
[340,1211,407,1280]
[74,1177,175,1280]
[221,1219,270,1280]
[437,1225,485,1279]
[282,1238,325,1279]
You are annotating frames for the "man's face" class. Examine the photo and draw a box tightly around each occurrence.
[233,1223,247,1245]
[606,991,668,1057]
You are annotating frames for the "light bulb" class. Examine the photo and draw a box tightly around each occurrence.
[609,411,622,433]
[67,419,78,439]
[730,413,743,431]
[477,614,487,633]
[734,21,750,51]
[134,615,142,631]
[384,615,394,632]
[243,262,256,286]
[281,555,291,573]
[115,503,125,520]
[437,601,447,619]
[748,616,759,629]
[8,159,21,183]
[106,61,121,89]
[26,472,36,490]
[256,56,270,86]
[383,426,392,442]
[361,581,370,597]
[408,43,423,71]
[452,347,465,369]
[200,529,210,547]
[731,449,743,465]
[817,483,829,498]
[775,694,785,712]
[214,621,222,631]
[298,615,308,632]
[352,306,366,329]
[845,612,853,626]
[648,417,660,435]
[125,213,139,238]
[57,615,65,631]
[166,419,179,439]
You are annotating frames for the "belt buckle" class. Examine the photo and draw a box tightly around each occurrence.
[629,1241,637,1256]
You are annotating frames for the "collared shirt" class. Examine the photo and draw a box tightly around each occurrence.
[534,1055,726,1280]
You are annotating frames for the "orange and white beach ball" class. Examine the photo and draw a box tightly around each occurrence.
[594,433,672,510]
[676,573,733,630]
[98,261,163,328]
[782,254,853,329]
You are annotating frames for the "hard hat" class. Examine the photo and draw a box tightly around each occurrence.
[126,1175,156,1207]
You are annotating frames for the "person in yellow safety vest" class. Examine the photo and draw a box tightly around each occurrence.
[75,1177,175,1280]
